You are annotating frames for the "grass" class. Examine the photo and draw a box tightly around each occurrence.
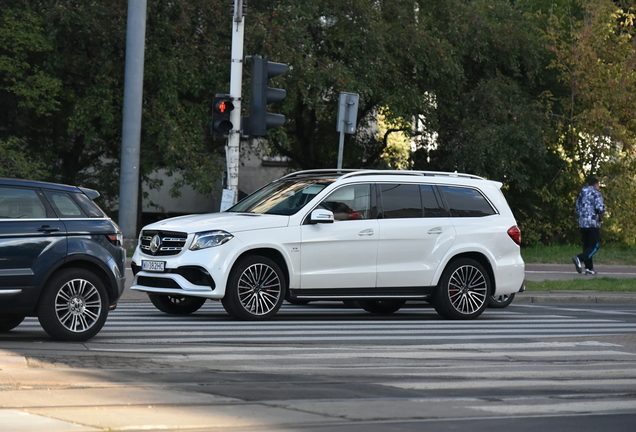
[525,278,636,292]
[521,243,636,265]
[522,243,636,292]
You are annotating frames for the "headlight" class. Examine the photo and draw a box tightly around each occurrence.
[189,230,234,251]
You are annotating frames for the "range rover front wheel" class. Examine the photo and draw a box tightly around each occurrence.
[222,255,286,320]
[37,268,109,341]
[433,258,490,320]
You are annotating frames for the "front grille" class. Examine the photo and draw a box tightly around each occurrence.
[140,230,187,256]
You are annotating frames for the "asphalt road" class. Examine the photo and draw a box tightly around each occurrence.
[2,301,636,431]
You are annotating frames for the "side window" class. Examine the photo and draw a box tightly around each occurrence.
[379,183,422,219]
[0,187,47,219]
[440,186,497,217]
[319,184,371,221]
[44,191,86,218]
[420,185,448,217]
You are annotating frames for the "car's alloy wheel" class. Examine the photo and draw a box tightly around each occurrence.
[0,314,25,332]
[357,299,406,314]
[38,268,109,341]
[222,255,285,320]
[148,294,206,314]
[488,293,515,308]
[433,258,490,320]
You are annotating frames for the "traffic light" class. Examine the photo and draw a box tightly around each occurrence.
[211,94,234,137]
[247,55,287,137]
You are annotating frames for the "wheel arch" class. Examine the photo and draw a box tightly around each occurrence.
[439,252,495,295]
[38,258,117,310]
[231,247,290,290]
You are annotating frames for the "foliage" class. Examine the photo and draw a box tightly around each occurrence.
[1,0,229,213]
[245,0,454,169]
[2,0,636,246]
[0,137,48,180]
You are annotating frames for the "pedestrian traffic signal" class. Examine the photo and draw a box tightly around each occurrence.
[247,55,287,137]
[211,94,234,137]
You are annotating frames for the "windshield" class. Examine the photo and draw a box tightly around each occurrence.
[227,178,335,215]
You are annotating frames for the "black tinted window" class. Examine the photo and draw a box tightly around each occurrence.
[0,187,47,219]
[420,185,448,217]
[379,184,422,218]
[440,186,496,217]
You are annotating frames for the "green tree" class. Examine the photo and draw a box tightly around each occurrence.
[536,0,636,243]
[1,1,230,212]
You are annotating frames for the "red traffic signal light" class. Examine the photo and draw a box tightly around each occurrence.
[216,100,233,114]
[211,95,234,137]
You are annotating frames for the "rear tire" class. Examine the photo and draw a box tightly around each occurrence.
[222,255,286,320]
[0,315,25,332]
[488,293,515,308]
[433,258,489,320]
[148,294,206,315]
[357,299,406,314]
[37,268,109,341]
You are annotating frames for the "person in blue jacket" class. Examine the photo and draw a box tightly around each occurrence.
[573,177,606,275]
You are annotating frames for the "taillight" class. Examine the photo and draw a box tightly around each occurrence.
[507,226,521,246]
[106,233,123,247]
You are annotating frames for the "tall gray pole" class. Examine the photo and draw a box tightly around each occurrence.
[119,0,147,250]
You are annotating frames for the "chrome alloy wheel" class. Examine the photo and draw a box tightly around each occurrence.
[55,278,103,333]
[447,264,488,314]
[237,263,283,316]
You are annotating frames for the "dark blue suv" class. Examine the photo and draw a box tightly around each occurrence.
[0,178,126,341]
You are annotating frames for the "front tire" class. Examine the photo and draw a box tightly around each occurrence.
[433,258,490,320]
[0,315,25,332]
[148,294,206,315]
[357,299,406,314]
[488,293,515,308]
[222,255,286,320]
[37,268,109,341]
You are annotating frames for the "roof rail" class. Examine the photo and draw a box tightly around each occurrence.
[339,170,485,181]
[279,169,360,180]
[278,169,485,181]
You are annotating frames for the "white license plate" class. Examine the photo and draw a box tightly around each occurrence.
[141,260,165,272]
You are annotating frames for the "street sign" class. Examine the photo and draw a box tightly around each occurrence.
[336,92,359,134]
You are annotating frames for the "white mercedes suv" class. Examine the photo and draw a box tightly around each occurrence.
[130,170,525,320]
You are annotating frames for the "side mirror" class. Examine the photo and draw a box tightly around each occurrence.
[309,209,334,224]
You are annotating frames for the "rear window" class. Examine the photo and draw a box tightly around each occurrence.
[439,186,496,217]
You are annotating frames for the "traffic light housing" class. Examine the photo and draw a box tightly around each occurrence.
[211,94,234,137]
[247,55,287,137]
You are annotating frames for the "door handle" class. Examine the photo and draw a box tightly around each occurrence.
[37,225,60,233]
[358,229,374,236]
[427,227,443,235]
